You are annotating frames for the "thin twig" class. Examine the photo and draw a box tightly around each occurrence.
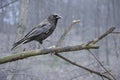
[88,50,116,80]
[112,32,120,34]
[56,20,80,47]
[88,27,116,44]
[102,70,112,74]
[0,0,18,9]
[84,27,116,79]
[55,53,112,80]
[86,27,116,80]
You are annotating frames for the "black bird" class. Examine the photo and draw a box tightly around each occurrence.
[12,13,62,50]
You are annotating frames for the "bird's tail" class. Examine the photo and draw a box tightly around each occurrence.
[11,38,25,50]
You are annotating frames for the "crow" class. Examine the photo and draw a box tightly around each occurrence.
[11,13,62,50]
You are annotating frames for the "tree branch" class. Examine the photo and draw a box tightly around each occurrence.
[86,27,116,80]
[56,20,80,47]
[112,32,120,34]
[88,27,115,44]
[0,44,98,64]
[54,26,115,80]
[0,0,18,9]
[55,53,112,80]
[88,50,116,80]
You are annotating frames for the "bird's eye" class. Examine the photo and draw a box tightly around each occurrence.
[54,15,57,17]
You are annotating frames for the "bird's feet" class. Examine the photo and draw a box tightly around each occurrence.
[48,45,56,55]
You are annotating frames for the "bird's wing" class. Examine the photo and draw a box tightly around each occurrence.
[25,19,48,38]
[24,23,51,39]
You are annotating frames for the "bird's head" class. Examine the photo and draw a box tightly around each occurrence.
[48,13,62,23]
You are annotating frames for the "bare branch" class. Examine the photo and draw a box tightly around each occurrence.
[54,26,116,80]
[88,50,116,80]
[112,32,120,34]
[85,27,116,80]
[56,20,80,47]
[88,27,116,44]
[55,53,112,80]
[0,44,98,64]
[0,0,18,9]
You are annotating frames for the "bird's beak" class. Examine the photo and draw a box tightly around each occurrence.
[57,15,62,19]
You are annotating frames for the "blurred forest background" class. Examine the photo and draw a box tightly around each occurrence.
[0,0,120,80]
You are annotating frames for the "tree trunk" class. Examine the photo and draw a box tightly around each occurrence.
[7,0,29,80]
